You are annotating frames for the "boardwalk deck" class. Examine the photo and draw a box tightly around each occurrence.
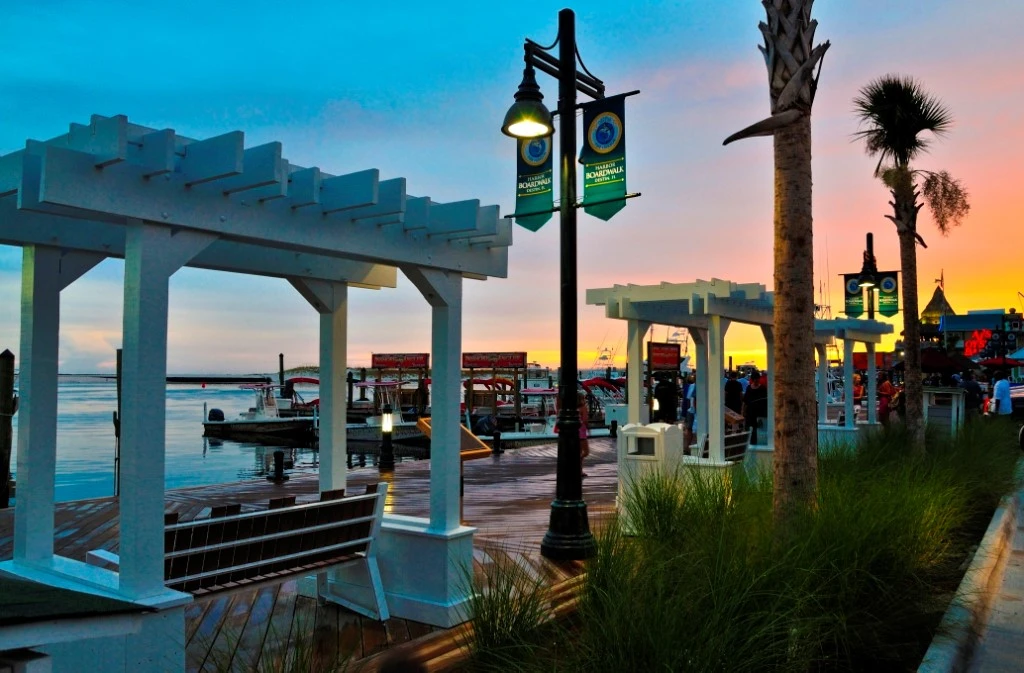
[0,437,618,671]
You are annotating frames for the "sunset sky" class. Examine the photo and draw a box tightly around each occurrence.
[1,0,1021,374]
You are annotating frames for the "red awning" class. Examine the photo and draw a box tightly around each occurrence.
[978,357,1024,368]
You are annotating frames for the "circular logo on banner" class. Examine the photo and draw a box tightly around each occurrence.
[880,276,897,293]
[846,277,861,295]
[521,137,551,167]
[588,112,623,154]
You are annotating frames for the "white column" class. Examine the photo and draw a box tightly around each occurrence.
[406,268,463,533]
[625,319,650,424]
[290,279,349,493]
[706,316,730,461]
[14,246,102,562]
[843,339,855,429]
[692,329,708,438]
[119,222,213,598]
[815,344,829,424]
[761,325,775,449]
[319,290,349,492]
[866,342,878,424]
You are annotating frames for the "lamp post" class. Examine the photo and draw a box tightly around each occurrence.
[379,403,395,472]
[502,8,599,560]
[859,233,879,320]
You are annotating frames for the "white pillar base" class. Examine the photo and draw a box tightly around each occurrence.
[373,515,476,628]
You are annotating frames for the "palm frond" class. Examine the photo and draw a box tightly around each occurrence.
[852,74,953,172]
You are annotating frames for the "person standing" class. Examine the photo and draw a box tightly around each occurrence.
[653,374,679,423]
[851,374,866,418]
[991,370,1013,417]
[742,371,768,444]
[877,372,896,426]
[577,390,591,477]
[724,371,744,415]
[684,374,697,446]
[961,370,983,422]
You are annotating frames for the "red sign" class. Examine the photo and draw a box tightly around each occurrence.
[963,329,992,358]
[647,342,681,371]
[852,352,895,370]
[462,352,528,369]
[371,353,430,369]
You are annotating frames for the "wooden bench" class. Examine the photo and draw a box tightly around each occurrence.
[689,428,752,462]
[86,484,390,620]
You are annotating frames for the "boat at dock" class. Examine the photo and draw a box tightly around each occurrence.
[202,378,426,447]
[470,385,615,449]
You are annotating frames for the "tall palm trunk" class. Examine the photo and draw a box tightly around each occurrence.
[773,116,818,516]
[890,178,926,448]
[724,0,829,519]
[897,228,925,447]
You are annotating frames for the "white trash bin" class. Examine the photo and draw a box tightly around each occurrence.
[617,422,685,532]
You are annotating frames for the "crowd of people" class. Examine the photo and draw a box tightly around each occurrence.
[645,364,1018,445]
[652,369,769,446]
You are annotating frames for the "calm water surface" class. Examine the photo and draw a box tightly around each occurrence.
[10,379,323,502]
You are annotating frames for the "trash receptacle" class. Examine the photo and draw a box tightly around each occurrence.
[617,422,685,532]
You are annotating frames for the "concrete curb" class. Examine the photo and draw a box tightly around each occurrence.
[918,488,1021,672]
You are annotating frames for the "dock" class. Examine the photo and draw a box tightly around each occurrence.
[0,438,618,671]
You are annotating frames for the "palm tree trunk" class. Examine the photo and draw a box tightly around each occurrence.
[772,115,818,519]
[897,228,925,448]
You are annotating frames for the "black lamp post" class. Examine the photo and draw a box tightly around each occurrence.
[502,8,599,560]
[379,403,395,471]
[859,233,879,320]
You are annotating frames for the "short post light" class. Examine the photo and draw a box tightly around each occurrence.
[379,403,395,471]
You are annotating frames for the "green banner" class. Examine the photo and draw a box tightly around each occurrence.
[844,274,864,318]
[514,137,553,232]
[579,94,627,221]
[877,271,899,317]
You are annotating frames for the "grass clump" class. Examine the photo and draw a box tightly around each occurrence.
[460,551,552,672]
[466,420,1021,672]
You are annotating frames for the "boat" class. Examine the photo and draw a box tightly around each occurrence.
[203,379,319,444]
[346,381,427,446]
[472,386,612,449]
[202,378,426,447]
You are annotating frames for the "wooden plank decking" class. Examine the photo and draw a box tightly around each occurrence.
[0,437,619,671]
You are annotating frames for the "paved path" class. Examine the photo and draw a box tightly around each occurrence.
[970,496,1024,672]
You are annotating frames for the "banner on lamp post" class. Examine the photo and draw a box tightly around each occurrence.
[514,137,554,232]
[579,93,627,221]
[877,271,899,317]
[844,274,864,318]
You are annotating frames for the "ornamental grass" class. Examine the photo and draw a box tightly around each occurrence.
[465,421,1021,672]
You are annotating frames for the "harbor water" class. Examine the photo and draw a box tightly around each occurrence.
[8,377,325,502]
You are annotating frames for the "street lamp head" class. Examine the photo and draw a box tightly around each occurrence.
[501,64,554,138]
[859,249,878,289]
[381,403,393,434]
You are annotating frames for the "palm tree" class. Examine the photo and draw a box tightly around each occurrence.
[724,1,829,520]
[853,75,970,450]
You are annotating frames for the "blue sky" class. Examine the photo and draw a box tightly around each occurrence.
[2,1,1022,373]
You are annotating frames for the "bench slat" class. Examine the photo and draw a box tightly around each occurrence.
[167,536,373,589]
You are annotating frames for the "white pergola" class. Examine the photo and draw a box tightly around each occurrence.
[0,115,510,668]
[814,319,894,430]
[588,279,776,462]
[587,279,894,462]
